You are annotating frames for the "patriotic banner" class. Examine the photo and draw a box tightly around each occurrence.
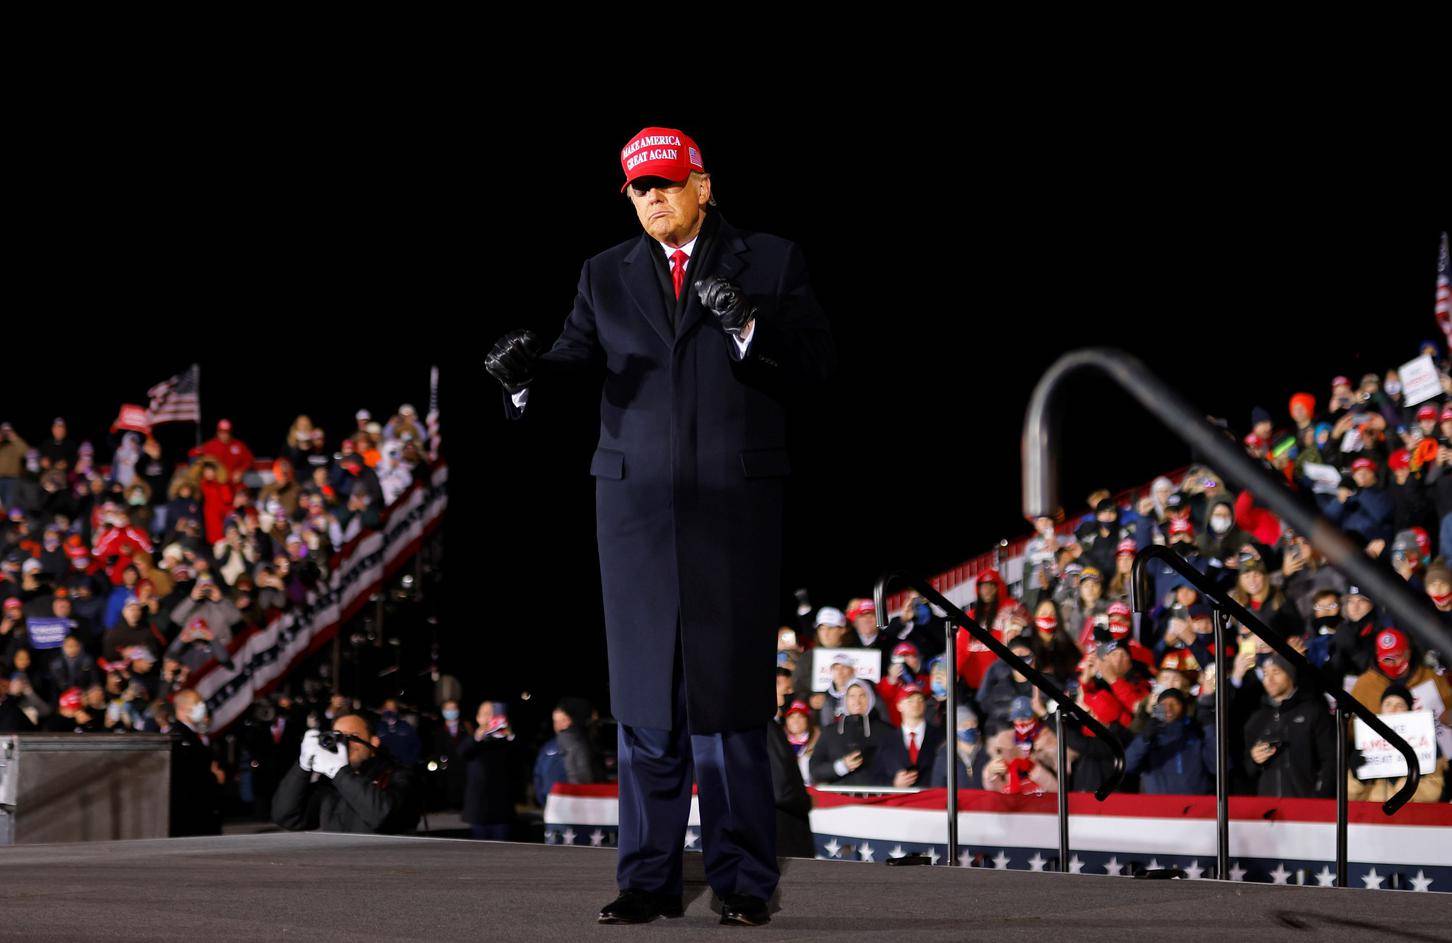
[1435,231,1450,346]
[146,364,201,425]
[544,784,1452,892]
[192,463,448,731]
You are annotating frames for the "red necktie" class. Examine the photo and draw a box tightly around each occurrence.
[908,731,919,765]
[671,249,688,299]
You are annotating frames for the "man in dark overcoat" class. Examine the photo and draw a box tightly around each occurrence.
[485,125,834,926]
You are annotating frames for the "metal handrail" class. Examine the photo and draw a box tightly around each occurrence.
[875,570,1126,871]
[1022,347,1452,660]
[1131,544,1421,885]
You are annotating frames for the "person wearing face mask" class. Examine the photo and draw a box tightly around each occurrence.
[1327,586,1383,683]
[169,688,224,836]
[929,704,985,790]
[1350,628,1452,725]
[1423,562,1452,628]
[375,698,422,768]
[432,698,473,810]
[1198,496,1251,565]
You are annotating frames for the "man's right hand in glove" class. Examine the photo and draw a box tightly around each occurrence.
[484,329,544,394]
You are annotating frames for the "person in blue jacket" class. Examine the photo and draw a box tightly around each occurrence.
[1123,688,1218,795]
[1319,456,1396,545]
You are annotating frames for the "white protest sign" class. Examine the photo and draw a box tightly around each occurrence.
[1399,354,1444,407]
[1408,678,1452,761]
[810,647,882,692]
[1353,709,1437,779]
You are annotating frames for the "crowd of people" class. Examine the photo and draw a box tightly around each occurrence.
[0,406,440,826]
[8,337,1452,841]
[768,338,1452,805]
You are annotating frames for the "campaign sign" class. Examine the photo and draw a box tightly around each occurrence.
[27,616,74,650]
[1399,354,1443,407]
[1353,709,1437,779]
[810,647,882,692]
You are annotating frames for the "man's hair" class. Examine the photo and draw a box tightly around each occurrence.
[335,710,378,739]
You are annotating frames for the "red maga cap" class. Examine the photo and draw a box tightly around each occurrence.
[1417,404,1439,421]
[1169,517,1195,536]
[1388,449,1411,471]
[1351,456,1377,472]
[846,598,876,620]
[1376,628,1409,660]
[620,127,704,192]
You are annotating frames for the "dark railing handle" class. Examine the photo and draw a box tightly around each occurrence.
[874,571,1126,800]
[1024,347,1452,665]
[1130,544,1421,814]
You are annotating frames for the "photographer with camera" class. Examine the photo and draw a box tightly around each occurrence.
[271,711,421,834]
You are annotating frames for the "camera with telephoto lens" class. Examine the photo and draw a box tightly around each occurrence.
[317,731,358,752]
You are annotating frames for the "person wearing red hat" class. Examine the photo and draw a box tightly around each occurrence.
[1318,454,1395,545]
[1349,627,1452,723]
[484,125,833,927]
[189,418,255,480]
[874,683,940,790]
[875,641,926,726]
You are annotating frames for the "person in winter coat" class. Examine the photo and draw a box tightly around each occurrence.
[191,457,236,546]
[1227,554,1303,641]
[1025,597,1082,682]
[1198,496,1253,565]
[975,638,1039,732]
[1386,449,1435,536]
[1320,456,1396,545]
[1243,656,1336,798]
[810,679,890,787]
[780,698,820,785]
[1348,627,1452,725]
[1346,684,1447,804]
[271,711,420,835]
[190,419,255,481]
[874,684,941,789]
[957,568,1024,690]
[768,691,814,858]
[532,697,602,804]
[459,701,519,840]
[929,704,986,790]
[1123,688,1217,794]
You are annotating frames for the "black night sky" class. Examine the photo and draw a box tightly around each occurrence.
[7,92,1448,722]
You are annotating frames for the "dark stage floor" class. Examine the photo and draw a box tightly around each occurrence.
[0,833,1445,942]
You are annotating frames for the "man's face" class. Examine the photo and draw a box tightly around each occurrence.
[1353,467,1377,489]
[62,637,81,659]
[1262,661,1292,698]
[817,623,847,648]
[627,174,710,247]
[776,672,794,699]
[1346,595,1373,622]
[851,613,876,635]
[332,715,378,768]
[785,712,809,736]
[1159,695,1184,723]
[830,663,854,688]
[899,693,926,723]
[844,686,869,716]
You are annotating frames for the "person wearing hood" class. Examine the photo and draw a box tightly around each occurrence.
[1078,498,1151,578]
[1326,585,1383,684]
[1197,496,1251,564]
[957,568,1023,690]
[810,678,890,787]
[532,696,602,804]
[928,704,986,790]
[1243,656,1335,798]
[975,637,1040,732]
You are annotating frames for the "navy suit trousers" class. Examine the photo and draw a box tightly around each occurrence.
[615,627,779,901]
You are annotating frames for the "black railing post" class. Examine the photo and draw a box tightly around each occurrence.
[1211,609,1231,881]
[943,612,959,866]
[1336,703,1348,888]
[1056,698,1069,873]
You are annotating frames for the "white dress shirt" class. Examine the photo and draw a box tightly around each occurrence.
[509,231,754,410]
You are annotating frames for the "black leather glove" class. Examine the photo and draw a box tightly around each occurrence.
[484,329,543,394]
[695,276,756,336]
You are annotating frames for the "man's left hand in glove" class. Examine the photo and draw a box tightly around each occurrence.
[695,276,757,337]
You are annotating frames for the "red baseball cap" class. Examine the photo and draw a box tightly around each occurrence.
[1116,538,1138,556]
[1417,404,1439,421]
[1442,405,1452,423]
[846,598,876,621]
[1375,628,1410,661]
[59,687,83,711]
[785,699,811,718]
[1331,376,1351,388]
[1169,517,1195,536]
[619,127,705,192]
[891,642,918,659]
[1351,457,1378,473]
[1388,449,1411,471]
[895,683,927,705]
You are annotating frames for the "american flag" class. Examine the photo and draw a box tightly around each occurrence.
[146,364,201,425]
[1437,232,1451,345]
[426,365,441,460]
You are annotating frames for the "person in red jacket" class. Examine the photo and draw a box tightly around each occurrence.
[190,419,255,480]
[876,642,928,726]
[957,568,1023,690]
[1234,488,1283,548]
[195,458,237,546]
[1079,639,1151,728]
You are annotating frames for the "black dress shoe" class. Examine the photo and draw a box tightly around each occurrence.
[719,893,771,926]
[597,889,684,924]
